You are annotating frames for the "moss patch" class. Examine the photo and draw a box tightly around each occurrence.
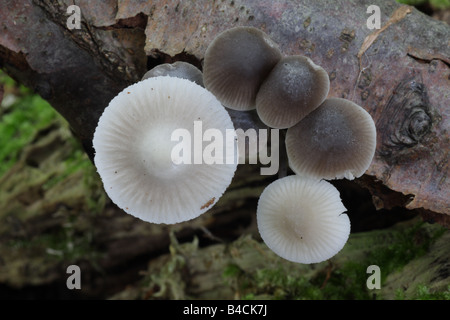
[112,219,448,300]
[0,71,106,288]
[0,72,59,177]
[221,221,448,300]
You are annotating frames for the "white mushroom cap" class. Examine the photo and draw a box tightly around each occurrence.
[93,76,238,224]
[257,175,350,264]
[285,98,377,180]
[142,61,204,87]
[203,26,282,111]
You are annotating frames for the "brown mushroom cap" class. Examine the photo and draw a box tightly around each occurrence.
[285,98,377,180]
[203,26,282,111]
[256,55,330,129]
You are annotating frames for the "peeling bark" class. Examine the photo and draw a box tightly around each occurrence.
[0,0,448,219]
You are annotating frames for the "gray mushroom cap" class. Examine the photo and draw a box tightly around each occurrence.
[256,55,330,129]
[285,98,377,180]
[203,26,282,111]
[142,61,204,87]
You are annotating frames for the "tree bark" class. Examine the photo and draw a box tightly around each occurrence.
[0,0,448,221]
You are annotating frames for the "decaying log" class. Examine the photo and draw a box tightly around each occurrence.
[0,118,271,298]
[110,219,450,300]
[0,1,448,219]
[1,0,449,299]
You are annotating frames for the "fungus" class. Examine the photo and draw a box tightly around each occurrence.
[93,76,237,224]
[256,175,350,264]
[203,26,282,111]
[142,61,204,87]
[256,55,330,129]
[285,98,376,180]
[226,108,269,164]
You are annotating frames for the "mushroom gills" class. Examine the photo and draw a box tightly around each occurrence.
[93,76,238,224]
[257,175,350,264]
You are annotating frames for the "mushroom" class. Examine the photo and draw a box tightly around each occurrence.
[203,26,282,111]
[226,108,269,165]
[256,55,330,129]
[256,175,350,264]
[285,98,377,180]
[142,61,204,87]
[93,76,238,224]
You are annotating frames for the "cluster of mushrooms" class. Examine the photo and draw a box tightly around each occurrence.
[93,27,377,265]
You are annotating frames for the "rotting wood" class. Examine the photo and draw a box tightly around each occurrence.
[0,1,448,221]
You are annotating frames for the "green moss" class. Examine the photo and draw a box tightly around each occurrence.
[253,268,322,300]
[223,222,447,300]
[9,228,96,262]
[0,71,16,87]
[42,149,89,190]
[396,0,450,9]
[314,262,371,299]
[0,71,60,177]
[397,0,427,5]
[431,0,450,9]
[396,285,450,300]
[0,71,106,277]
[223,264,244,279]
[366,223,445,282]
